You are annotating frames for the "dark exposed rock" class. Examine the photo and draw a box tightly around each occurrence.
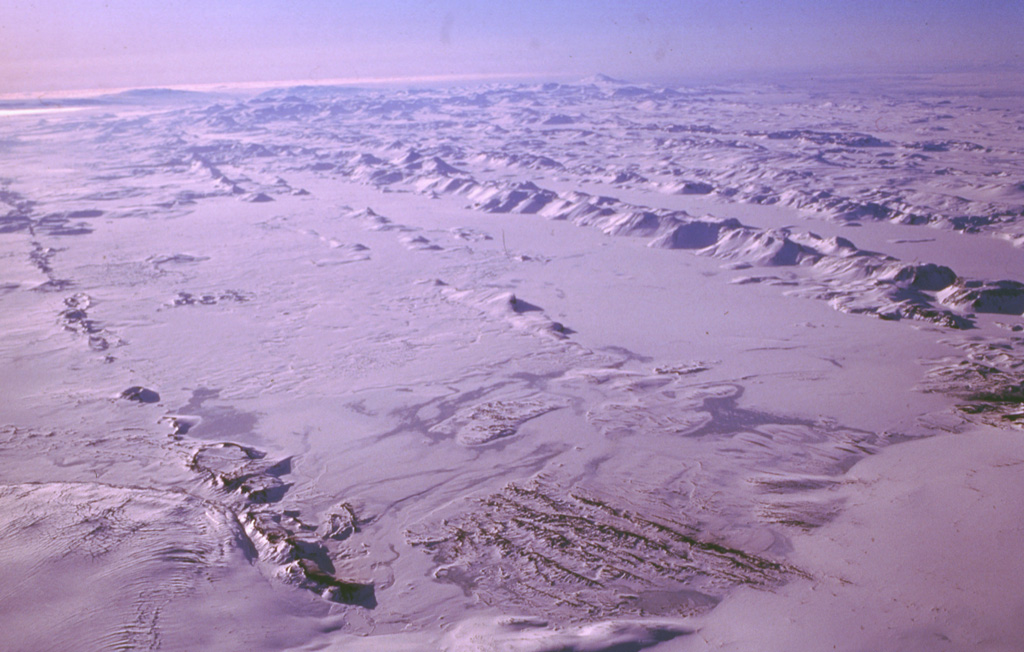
[171,289,254,306]
[244,510,375,606]
[121,386,160,403]
[317,502,359,541]
[189,442,291,503]
[943,280,1024,315]
[410,481,802,618]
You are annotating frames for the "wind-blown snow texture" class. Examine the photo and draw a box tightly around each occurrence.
[1,75,1023,651]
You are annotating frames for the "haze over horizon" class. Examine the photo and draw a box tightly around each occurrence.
[3,0,1024,95]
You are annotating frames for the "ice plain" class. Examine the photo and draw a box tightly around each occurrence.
[1,72,1024,651]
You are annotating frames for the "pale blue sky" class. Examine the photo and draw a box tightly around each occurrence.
[2,0,1022,94]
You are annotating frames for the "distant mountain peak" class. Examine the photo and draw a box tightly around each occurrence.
[581,73,629,85]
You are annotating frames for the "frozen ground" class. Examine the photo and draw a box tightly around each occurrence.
[1,72,1023,651]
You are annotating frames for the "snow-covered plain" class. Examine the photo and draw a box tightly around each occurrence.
[1,73,1023,651]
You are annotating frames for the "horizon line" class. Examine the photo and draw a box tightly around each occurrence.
[0,72,558,102]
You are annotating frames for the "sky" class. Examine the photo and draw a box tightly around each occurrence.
[2,0,1023,95]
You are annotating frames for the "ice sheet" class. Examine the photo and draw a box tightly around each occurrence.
[1,73,1022,650]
